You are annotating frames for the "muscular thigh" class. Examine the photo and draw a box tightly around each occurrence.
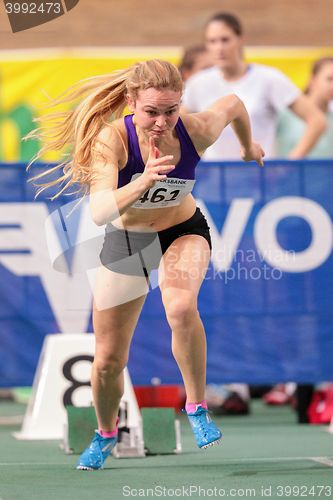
[92,265,149,311]
[158,234,211,296]
[92,265,147,357]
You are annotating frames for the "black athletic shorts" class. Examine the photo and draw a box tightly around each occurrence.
[100,207,211,276]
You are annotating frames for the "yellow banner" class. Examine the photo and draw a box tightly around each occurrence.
[1,47,333,162]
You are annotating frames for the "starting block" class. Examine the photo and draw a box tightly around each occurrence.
[64,403,145,457]
[63,406,97,454]
[141,407,182,455]
[64,406,182,456]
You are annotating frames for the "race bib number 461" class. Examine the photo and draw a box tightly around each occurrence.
[131,174,196,209]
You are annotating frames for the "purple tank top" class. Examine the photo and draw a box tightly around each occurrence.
[118,114,200,187]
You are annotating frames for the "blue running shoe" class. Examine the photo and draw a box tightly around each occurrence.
[76,431,117,470]
[186,406,222,449]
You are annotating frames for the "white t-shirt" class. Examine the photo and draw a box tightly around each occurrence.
[182,64,300,160]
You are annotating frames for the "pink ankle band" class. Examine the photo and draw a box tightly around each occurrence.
[99,417,119,438]
[99,428,117,438]
[185,400,208,413]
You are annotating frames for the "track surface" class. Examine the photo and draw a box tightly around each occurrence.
[0,401,332,500]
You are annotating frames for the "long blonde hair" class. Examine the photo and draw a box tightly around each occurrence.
[27,59,183,199]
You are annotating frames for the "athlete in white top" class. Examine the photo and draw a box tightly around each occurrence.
[183,12,326,412]
[182,12,327,161]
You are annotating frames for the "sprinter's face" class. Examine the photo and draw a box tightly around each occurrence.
[128,88,181,139]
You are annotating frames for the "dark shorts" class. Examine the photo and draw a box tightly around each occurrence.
[100,207,211,277]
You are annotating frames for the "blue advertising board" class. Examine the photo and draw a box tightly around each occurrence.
[0,160,332,386]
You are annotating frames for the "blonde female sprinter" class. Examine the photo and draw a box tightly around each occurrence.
[30,60,264,470]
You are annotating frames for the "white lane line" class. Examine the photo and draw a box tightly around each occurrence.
[0,456,333,466]
[0,463,70,466]
[311,457,333,467]
[0,416,24,425]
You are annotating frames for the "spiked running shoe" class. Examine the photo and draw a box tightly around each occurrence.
[186,406,222,449]
[76,431,117,470]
